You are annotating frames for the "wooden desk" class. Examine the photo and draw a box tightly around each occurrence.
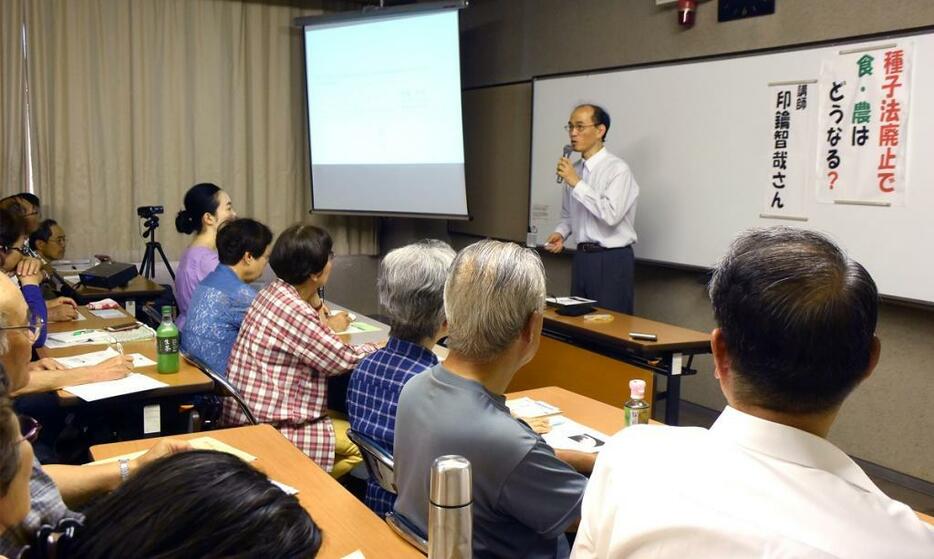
[511,335,656,417]
[89,425,423,558]
[507,385,627,435]
[542,308,711,354]
[330,302,391,347]
[511,386,934,529]
[69,275,165,304]
[524,307,711,425]
[39,307,212,407]
[46,305,139,333]
[330,302,448,360]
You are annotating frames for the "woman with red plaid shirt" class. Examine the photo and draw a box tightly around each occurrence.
[222,224,376,477]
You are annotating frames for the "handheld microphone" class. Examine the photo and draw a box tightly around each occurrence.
[556,144,573,184]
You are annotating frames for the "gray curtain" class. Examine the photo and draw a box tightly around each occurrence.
[23,0,377,261]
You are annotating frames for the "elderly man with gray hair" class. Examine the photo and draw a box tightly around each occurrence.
[393,239,595,559]
[346,239,455,516]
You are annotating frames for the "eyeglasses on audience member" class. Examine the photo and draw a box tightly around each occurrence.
[17,415,41,443]
[0,309,45,342]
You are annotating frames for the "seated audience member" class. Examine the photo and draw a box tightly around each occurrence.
[0,194,41,237]
[0,279,187,558]
[0,209,78,347]
[572,227,934,558]
[0,368,33,555]
[346,239,455,516]
[28,220,67,264]
[0,274,129,398]
[181,218,272,376]
[174,183,237,330]
[63,450,320,559]
[223,224,373,478]
[393,240,595,559]
[27,219,70,300]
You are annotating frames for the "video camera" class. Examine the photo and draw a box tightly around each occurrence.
[137,205,164,219]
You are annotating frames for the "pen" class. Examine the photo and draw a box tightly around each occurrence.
[629,332,658,341]
[108,335,125,362]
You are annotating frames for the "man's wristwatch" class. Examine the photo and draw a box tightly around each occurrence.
[118,458,130,482]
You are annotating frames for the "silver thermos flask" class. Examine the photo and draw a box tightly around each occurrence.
[428,455,472,559]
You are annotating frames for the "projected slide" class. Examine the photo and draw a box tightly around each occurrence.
[304,9,468,217]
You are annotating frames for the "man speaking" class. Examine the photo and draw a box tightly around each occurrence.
[545,104,640,314]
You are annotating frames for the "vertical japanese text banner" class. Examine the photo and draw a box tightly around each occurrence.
[763,83,816,217]
[816,44,912,205]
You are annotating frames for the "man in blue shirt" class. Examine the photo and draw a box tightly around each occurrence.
[346,239,455,516]
[181,218,272,376]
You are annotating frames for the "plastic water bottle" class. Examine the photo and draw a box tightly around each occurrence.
[624,379,651,426]
[156,306,179,374]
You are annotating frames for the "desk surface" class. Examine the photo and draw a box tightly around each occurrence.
[543,307,711,354]
[511,387,934,529]
[331,303,450,361]
[89,424,423,558]
[45,306,138,334]
[72,274,164,300]
[507,386,630,435]
[330,302,391,347]
[39,307,212,405]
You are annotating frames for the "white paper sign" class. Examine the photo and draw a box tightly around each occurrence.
[816,43,912,205]
[762,82,817,218]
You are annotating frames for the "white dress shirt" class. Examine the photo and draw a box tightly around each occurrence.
[572,406,934,559]
[554,147,639,249]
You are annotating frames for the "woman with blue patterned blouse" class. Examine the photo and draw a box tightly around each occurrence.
[180,218,272,376]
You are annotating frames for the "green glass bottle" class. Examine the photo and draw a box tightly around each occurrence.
[156,306,180,374]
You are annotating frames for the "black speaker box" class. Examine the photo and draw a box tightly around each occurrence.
[79,262,138,289]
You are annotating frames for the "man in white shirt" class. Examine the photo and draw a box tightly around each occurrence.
[572,227,934,558]
[545,104,639,314]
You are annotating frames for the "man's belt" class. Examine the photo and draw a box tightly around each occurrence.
[577,242,630,253]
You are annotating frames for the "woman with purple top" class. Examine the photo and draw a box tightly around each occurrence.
[173,183,236,329]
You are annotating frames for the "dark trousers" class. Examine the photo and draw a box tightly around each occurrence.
[571,245,634,314]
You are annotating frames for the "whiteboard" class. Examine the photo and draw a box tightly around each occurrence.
[530,32,934,303]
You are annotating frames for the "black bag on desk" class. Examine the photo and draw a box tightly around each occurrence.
[78,262,138,289]
[548,296,597,316]
[556,304,596,316]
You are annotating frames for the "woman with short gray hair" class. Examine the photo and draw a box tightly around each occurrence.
[346,239,455,516]
[377,239,455,344]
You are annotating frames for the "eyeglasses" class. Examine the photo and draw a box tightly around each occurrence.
[17,415,41,443]
[0,308,45,342]
[50,236,67,245]
[564,123,599,133]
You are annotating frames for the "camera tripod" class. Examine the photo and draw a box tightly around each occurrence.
[139,215,175,281]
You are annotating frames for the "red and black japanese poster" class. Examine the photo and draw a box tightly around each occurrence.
[816,44,913,205]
